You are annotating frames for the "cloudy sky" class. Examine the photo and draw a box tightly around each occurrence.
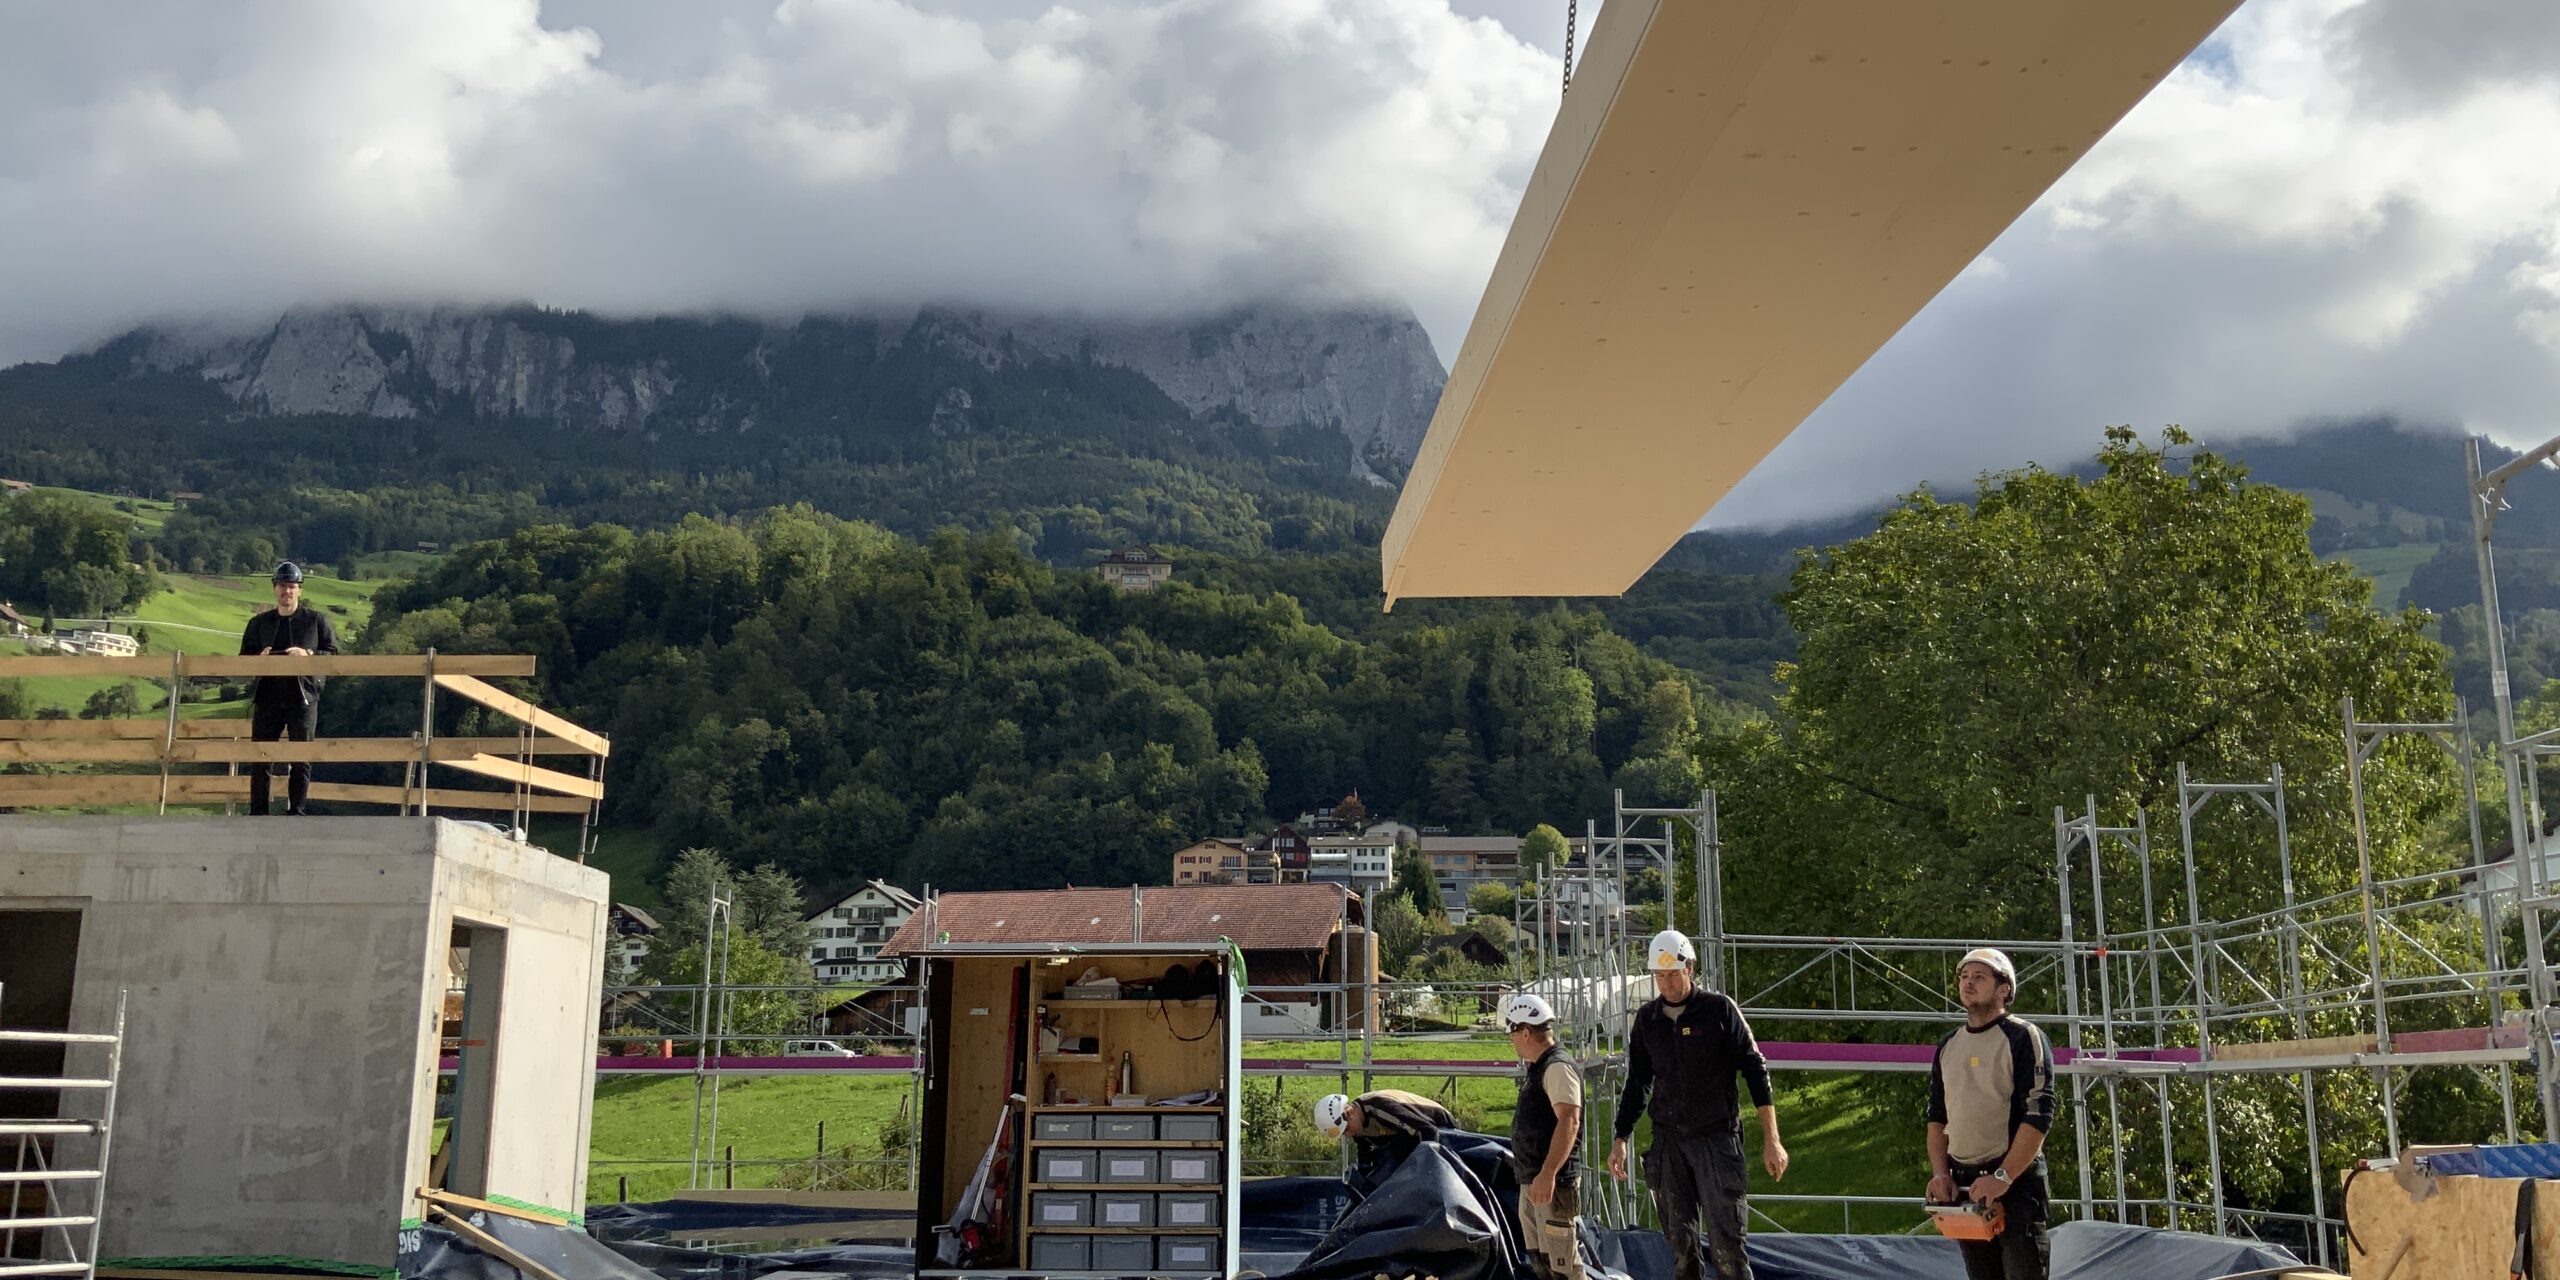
[2,0,2557,524]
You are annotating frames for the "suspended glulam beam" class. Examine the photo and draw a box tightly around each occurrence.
[1382,0,2243,603]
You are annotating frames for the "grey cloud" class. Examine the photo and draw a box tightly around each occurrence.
[2328,0,2560,107]
[1711,0,2560,526]
[0,0,1562,367]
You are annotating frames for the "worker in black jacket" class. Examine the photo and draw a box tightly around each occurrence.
[1609,929,1787,1280]
[237,561,338,815]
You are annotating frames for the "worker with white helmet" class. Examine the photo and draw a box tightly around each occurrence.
[1926,948,2055,1280]
[1313,1086,1457,1184]
[1502,993,1585,1280]
[1608,929,1785,1280]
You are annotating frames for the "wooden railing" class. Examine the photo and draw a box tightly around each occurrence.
[0,651,606,834]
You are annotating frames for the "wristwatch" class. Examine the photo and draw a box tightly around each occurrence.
[1992,1168,2011,1184]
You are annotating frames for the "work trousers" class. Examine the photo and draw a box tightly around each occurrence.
[1948,1161,2050,1280]
[249,700,317,815]
[1517,1181,1586,1280]
[1645,1132,1752,1280]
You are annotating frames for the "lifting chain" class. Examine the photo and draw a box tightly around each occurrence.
[1563,0,1579,95]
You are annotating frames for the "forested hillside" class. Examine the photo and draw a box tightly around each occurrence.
[326,510,1715,901]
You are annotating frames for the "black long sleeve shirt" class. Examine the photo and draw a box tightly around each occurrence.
[238,606,340,707]
[1615,989,1774,1140]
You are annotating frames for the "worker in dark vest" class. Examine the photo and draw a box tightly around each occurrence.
[237,561,339,815]
[1505,993,1585,1280]
[1927,947,2055,1280]
[1314,1086,1457,1181]
[1610,929,1788,1280]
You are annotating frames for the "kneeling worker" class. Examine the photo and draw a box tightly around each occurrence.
[1504,993,1584,1280]
[1314,1087,1458,1175]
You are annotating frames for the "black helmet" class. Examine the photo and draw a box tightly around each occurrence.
[271,561,305,585]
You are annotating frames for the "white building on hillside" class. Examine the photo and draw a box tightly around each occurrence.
[806,880,924,984]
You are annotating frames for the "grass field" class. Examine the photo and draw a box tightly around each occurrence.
[32,485,178,537]
[2326,542,2441,611]
[583,1036,1916,1233]
[1,571,385,717]
[531,819,668,914]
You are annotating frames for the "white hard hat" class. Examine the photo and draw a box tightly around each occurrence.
[1314,1093,1352,1139]
[1502,993,1557,1029]
[1647,929,1697,972]
[1959,948,2017,990]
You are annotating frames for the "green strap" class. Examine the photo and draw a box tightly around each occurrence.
[483,1192,583,1226]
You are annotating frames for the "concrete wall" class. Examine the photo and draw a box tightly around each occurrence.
[0,816,606,1270]
[411,822,607,1222]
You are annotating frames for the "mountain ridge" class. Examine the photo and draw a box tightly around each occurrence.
[106,302,1446,484]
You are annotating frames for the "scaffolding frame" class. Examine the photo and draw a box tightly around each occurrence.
[0,987,125,1280]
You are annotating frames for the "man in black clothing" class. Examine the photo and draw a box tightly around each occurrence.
[238,561,338,815]
[1610,930,1787,1280]
[1926,948,2056,1280]
[1504,993,1585,1280]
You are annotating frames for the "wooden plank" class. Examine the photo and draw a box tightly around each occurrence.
[0,740,163,763]
[2214,1033,2379,1063]
[306,782,590,815]
[180,654,536,678]
[0,774,586,813]
[0,719,246,739]
[426,1207,569,1280]
[441,753,605,801]
[0,775,242,806]
[416,1186,576,1226]
[432,674,609,756]
[0,654,535,678]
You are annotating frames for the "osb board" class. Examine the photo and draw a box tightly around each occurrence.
[2345,1169,2560,1278]
[937,957,1025,1222]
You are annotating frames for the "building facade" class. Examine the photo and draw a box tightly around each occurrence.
[1099,545,1175,592]
[805,880,924,984]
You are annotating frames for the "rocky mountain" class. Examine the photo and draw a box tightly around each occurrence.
[111,302,1446,483]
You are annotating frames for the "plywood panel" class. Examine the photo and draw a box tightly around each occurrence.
[938,958,1026,1223]
[2344,1168,2560,1279]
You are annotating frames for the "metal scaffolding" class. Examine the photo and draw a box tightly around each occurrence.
[0,988,125,1280]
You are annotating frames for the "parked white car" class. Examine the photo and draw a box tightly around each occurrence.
[782,1039,858,1058]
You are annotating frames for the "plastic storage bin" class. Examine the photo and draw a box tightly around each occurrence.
[1090,1236,1154,1271]
[1098,1150,1161,1184]
[1159,1150,1220,1184]
[1157,1235,1219,1271]
[1034,1148,1098,1183]
[1158,1114,1219,1142]
[1094,1190,1155,1228]
[1098,1114,1157,1141]
[1157,1192,1220,1229]
[1029,1192,1093,1229]
[1034,1114,1097,1141]
[1029,1235,1091,1270]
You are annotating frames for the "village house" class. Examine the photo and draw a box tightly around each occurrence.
[804,879,925,984]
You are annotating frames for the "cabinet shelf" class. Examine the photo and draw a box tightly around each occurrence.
[1039,998,1216,1010]
[1027,1139,1221,1149]
[1027,1227,1227,1236]
[1026,1104,1221,1114]
[1028,1183,1221,1192]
